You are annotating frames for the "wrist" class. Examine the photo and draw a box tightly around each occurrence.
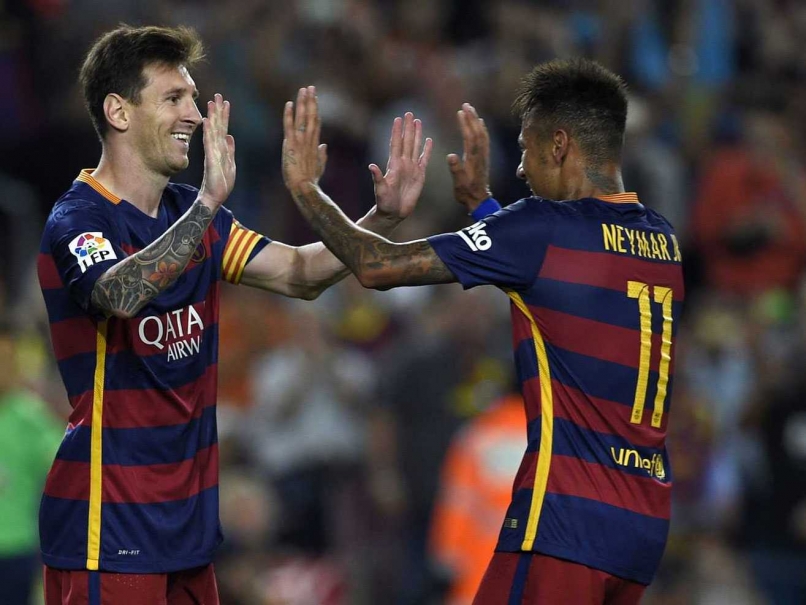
[197,193,223,213]
[470,197,500,220]
[366,205,403,229]
[288,179,319,198]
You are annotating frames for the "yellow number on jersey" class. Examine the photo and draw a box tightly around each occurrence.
[626,281,674,429]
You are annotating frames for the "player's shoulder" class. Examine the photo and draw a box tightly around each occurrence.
[642,206,676,232]
[486,196,568,222]
[45,184,112,231]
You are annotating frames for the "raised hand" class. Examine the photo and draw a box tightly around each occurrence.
[282,86,327,191]
[447,103,492,213]
[198,93,236,209]
[370,112,433,220]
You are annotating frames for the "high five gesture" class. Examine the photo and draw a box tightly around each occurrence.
[199,93,236,209]
[370,112,433,220]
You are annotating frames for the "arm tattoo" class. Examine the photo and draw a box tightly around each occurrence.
[91,201,214,317]
[290,184,454,287]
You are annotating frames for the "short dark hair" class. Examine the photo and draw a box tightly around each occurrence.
[513,58,628,166]
[79,25,205,139]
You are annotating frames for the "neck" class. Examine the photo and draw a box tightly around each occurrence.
[563,161,624,200]
[92,146,169,217]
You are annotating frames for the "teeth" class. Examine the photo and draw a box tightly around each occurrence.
[172,133,189,141]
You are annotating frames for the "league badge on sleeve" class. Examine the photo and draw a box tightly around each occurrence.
[69,232,117,273]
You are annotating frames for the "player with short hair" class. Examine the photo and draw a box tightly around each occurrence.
[281,59,684,605]
[37,24,432,605]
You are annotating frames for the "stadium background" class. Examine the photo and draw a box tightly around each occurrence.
[2,0,806,603]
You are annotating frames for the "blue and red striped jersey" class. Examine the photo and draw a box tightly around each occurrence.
[428,193,684,585]
[37,170,270,573]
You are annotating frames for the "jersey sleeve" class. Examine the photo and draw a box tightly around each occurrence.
[46,199,126,313]
[427,201,549,290]
[219,208,271,284]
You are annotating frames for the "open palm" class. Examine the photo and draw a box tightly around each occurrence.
[199,93,236,208]
[370,112,433,220]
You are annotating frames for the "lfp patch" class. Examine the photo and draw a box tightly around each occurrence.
[69,232,117,273]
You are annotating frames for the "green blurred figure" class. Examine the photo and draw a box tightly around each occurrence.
[0,321,64,604]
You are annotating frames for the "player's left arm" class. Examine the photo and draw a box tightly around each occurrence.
[281,87,456,289]
[241,104,446,296]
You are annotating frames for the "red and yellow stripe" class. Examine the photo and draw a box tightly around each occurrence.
[222,221,261,284]
[76,170,122,205]
[598,192,639,204]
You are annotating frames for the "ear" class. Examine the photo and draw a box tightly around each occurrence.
[103,93,129,133]
[552,129,570,165]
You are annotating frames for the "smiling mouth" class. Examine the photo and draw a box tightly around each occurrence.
[171,133,191,144]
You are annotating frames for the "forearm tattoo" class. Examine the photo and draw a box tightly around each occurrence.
[91,201,214,317]
[290,185,453,287]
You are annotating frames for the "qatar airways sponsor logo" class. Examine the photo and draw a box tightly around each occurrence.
[137,304,204,362]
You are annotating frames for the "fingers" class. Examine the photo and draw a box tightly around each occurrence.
[307,86,319,144]
[466,103,489,145]
[419,137,433,167]
[446,153,462,173]
[458,103,488,156]
[222,96,231,135]
[401,112,415,160]
[283,100,294,140]
[457,108,473,156]
[202,116,210,154]
[294,87,307,134]
[389,117,402,162]
[412,118,423,161]
[368,163,384,185]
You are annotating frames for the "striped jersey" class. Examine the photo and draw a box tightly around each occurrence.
[428,193,684,585]
[37,170,270,573]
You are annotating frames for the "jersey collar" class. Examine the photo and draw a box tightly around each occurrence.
[597,192,639,204]
[76,169,122,205]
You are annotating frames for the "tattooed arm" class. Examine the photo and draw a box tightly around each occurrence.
[91,93,236,318]
[90,201,215,317]
[281,87,454,290]
[287,182,455,289]
[241,111,434,299]
[239,206,401,300]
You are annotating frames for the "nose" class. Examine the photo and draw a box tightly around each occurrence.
[185,99,202,127]
[516,163,526,180]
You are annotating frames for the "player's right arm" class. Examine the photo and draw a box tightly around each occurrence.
[90,94,235,319]
[282,88,542,291]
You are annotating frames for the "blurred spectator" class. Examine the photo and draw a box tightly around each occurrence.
[740,286,806,604]
[382,286,511,604]
[690,111,806,295]
[428,393,525,605]
[241,304,376,601]
[0,319,64,605]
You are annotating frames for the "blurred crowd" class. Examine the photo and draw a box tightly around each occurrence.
[3,0,806,603]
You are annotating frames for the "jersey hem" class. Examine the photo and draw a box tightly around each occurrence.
[496,538,654,585]
[41,549,218,574]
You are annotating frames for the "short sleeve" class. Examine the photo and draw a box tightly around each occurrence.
[219,208,271,285]
[46,199,126,313]
[427,201,549,290]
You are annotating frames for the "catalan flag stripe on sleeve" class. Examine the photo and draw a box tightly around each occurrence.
[222,221,262,284]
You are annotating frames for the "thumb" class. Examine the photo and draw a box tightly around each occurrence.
[368,163,384,185]
[317,143,328,170]
[446,153,462,174]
